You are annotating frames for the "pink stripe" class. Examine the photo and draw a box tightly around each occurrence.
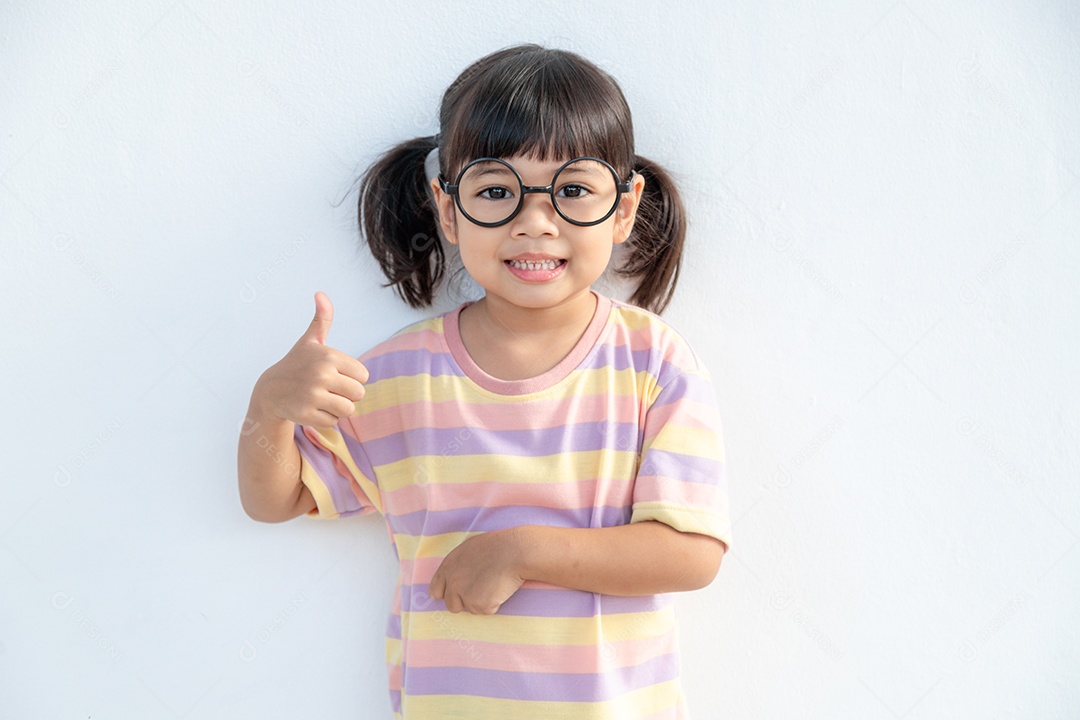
[385,477,635,514]
[401,631,677,673]
[352,386,641,442]
[387,664,401,690]
[608,306,698,361]
[641,398,717,443]
[632,478,719,507]
[399,555,581,588]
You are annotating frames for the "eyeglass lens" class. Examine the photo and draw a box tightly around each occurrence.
[456,159,619,225]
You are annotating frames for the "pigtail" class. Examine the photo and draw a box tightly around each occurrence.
[615,155,687,315]
[358,135,444,308]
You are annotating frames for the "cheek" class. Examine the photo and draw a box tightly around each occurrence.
[456,237,499,273]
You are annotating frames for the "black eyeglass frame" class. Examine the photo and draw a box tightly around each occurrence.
[438,156,634,228]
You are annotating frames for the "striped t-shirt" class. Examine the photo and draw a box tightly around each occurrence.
[294,290,733,719]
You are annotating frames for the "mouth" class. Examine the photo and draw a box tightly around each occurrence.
[504,258,566,271]
[503,257,568,282]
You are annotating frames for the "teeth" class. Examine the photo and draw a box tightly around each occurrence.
[508,259,561,271]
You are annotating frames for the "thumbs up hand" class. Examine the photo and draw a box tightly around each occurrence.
[254,291,370,428]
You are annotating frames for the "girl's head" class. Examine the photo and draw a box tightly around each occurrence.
[359,44,686,314]
[434,44,634,198]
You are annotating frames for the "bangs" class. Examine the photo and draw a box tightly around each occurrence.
[441,49,634,180]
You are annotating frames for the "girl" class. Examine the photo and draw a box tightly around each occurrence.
[238,43,733,720]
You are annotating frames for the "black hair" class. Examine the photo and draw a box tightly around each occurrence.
[358,43,687,314]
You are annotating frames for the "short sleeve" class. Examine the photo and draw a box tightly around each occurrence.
[294,419,383,519]
[631,369,733,552]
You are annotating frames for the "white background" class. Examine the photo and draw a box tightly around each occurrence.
[2,1,1078,718]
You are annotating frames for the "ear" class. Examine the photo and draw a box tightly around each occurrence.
[612,171,646,245]
[430,177,459,246]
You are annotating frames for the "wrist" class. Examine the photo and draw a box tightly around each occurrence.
[508,525,542,582]
[249,375,288,426]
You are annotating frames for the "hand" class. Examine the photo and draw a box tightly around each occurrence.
[428,528,527,615]
[254,291,369,427]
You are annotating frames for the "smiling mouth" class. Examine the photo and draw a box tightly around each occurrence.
[505,259,566,271]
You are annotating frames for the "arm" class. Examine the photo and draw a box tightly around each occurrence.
[517,521,725,596]
[236,380,316,523]
[237,291,365,523]
[428,521,725,614]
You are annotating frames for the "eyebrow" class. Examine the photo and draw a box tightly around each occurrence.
[464,162,605,181]
[556,166,603,177]
[466,164,516,179]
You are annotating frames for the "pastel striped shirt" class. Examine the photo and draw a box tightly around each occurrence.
[294,290,733,719]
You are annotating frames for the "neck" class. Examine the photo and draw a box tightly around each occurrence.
[469,289,597,340]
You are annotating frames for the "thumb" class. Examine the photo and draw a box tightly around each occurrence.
[302,291,334,345]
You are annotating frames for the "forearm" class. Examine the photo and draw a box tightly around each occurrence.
[514,521,725,596]
[237,380,305,523]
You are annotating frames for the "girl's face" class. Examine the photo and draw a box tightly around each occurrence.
[431,153,645,313]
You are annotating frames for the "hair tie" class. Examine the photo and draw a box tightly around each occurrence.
[423,146,449,247]
[424,146,440,185]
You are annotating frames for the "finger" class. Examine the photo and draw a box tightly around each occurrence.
[322,373,366,405]
[315,391,362,422]
[307,408,344,429]
[428,573,445,601]
[301,291,334,346]
[327,355,369,387]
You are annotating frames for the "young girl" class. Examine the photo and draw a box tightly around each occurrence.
[238,43,733,719]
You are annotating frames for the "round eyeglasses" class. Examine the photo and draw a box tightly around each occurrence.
[438,156,634,228]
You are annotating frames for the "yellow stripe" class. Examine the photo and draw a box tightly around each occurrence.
[399,606,674,646]
[631,504,731,544]
[377,448,638,493]
[611,306,664,333]
[298,454,340,519]
[385,636,401,666]
[390,316,441,338]
[395,530,481,559]
[400,677,681,718]
[359,367,657,409]
[647,424,724,462]
[301,426,383,514]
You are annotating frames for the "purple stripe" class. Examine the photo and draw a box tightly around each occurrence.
[389,504,629,537]
[365,421,640,467]
[638,448,722,485]
[366,342,693,389]
[294,425,370,516]
[363,339,701,392]
[386,611,401,640]
[580,342,663,374]
[403,652,680,701]
[389,689,401,714]
[401,584,671,617]
[651,371,718,409]
[364,348,464,381]
[581,341,699,389]
[339,426,378,483]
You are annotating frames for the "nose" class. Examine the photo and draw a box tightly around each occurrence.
[510,192,560,236]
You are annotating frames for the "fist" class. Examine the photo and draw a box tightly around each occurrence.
[428,528,527,615]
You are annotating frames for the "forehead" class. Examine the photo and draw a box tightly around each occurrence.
[464,154,607,178]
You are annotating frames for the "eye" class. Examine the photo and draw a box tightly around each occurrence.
[556,184,591,199]
[477,185,514,201]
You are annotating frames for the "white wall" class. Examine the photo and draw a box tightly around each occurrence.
[3,1,1078,717]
